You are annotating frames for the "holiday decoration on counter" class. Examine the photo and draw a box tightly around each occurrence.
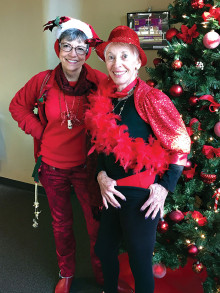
[145,0,220,291]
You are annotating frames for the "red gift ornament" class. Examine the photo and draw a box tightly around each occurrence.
[191,0,205,9]
[171,60,183,70]
[153,263,167,278]
[187,244,199,256]
[157,220,169,233]
[203,31,220,49]
[169,84,183,97]
[192,261,204,273]
[166,28,179,41]
[169,210,184,222]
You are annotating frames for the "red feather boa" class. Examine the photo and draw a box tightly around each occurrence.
[85,87,170,175]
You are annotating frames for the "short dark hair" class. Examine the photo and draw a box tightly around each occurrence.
[59,28,87,42]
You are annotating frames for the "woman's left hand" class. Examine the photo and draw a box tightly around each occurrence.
[140,183,168,219]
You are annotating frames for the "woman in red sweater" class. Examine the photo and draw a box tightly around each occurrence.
[9,16,106,293]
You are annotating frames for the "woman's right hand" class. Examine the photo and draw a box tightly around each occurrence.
[97,171,126,209]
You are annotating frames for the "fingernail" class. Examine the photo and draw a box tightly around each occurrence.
[145,216,148,219]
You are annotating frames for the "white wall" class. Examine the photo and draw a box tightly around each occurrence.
[0,0,171,184]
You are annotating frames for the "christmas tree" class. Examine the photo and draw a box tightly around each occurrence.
[146,0,220,292]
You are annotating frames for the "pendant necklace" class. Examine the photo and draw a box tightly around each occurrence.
[59,91,83,129]
[113,86,135,115]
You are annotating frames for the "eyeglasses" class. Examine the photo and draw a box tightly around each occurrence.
[59,42,88,55]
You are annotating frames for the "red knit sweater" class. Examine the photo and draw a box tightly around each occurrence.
[9,64,106,168]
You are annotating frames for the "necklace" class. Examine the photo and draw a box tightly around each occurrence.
[113,87,135,115]
[59,91,84,129]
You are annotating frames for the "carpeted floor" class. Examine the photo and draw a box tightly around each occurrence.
[0,183,101,293]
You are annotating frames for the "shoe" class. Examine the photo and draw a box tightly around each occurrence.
[55,276,73,293]
[118,279,134,293]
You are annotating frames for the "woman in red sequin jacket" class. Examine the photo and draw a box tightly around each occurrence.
[85,25,191,293]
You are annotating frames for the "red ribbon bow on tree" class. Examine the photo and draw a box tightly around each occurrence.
[177,24,200,44]
[43,16,70,32]
[198,95,220,112]
[202,7,220,25]
[202,145,220,159]
[182,164,197,180]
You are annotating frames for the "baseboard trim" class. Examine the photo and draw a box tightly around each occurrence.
[0,176,46,195]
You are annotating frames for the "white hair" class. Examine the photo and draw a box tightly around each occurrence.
[104,42,140,60]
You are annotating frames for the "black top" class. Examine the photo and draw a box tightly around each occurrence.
[97,94,183,192]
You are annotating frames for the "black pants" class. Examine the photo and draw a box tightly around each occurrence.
[95,186,160,293]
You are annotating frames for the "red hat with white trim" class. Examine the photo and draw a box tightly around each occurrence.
[43,16,101,60]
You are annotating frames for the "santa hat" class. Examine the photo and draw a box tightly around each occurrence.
[43,16,101,60]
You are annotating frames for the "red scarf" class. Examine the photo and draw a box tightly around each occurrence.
[55,63,97,96]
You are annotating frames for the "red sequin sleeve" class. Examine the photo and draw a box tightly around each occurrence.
[135,80,191,166]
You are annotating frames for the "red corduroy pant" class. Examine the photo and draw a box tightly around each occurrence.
[39,161,103,281]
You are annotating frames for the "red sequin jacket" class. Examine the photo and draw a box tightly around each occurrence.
[134,78,191,165]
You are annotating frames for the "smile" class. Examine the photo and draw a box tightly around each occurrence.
[66,59,78,63]
[113,71,127,76]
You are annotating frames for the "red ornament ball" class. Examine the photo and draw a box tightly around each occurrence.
[192,261,204,273]
[153,58,164,67]
[171,60,183,70]
[214,122,220,137]
[166,28,179,42]
[191,0,205,9]
[146,79,157,87]
[153,263,167,278]
[187,244,199,256]
[169,210,184,222]
[157,220,169,233]
[169,85,183,97]
[189,96,199,106]
[203,31,220,49]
